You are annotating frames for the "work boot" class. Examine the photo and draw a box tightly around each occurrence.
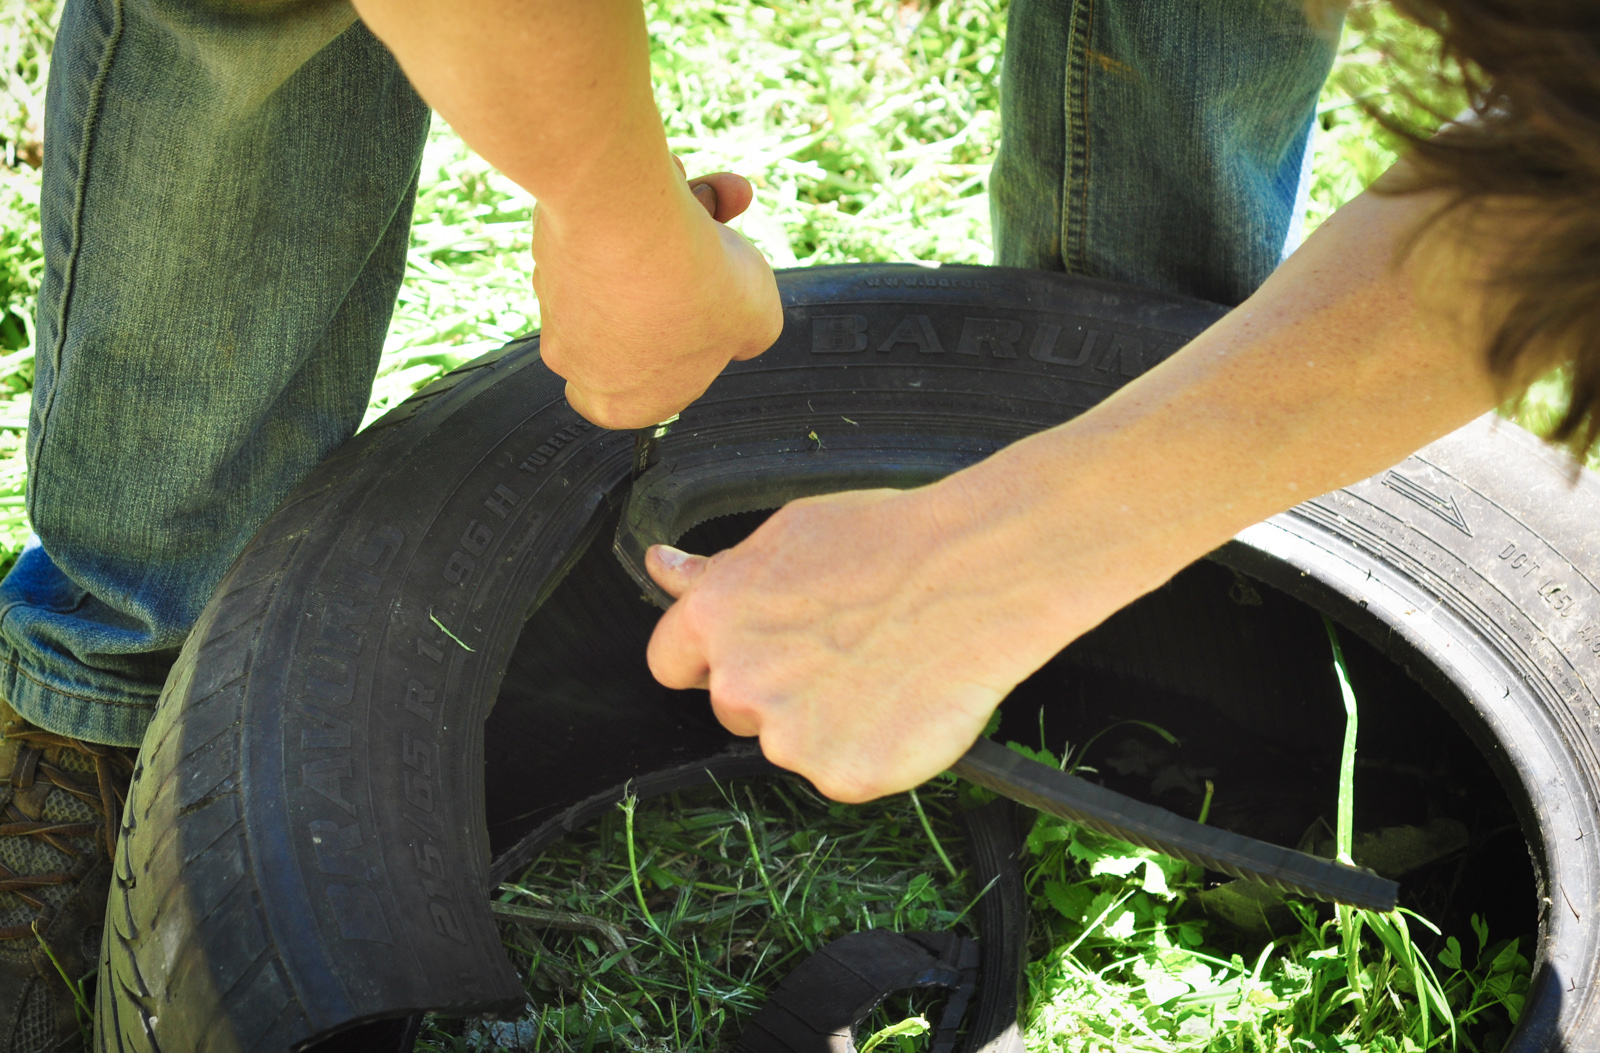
[0,698,134,1052]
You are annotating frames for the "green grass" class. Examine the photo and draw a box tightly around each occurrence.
[427,628,1528,1053]
[422,779,979,1052]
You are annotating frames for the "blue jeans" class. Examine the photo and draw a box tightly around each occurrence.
[992,0,1339,305]
[1,0,430,745]
[4,0,1336,747]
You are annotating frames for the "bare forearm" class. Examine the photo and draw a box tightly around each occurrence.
[352,0,679,243]
[945,182,1503,632]
[350,0,782,428]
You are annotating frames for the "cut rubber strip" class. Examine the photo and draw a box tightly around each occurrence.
[953,738,1398,911]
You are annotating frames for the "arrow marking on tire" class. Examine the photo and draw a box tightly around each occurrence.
[1381,471,1473,536]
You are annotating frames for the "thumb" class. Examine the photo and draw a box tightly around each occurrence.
[687,173,755,223]
[647,544,710,599]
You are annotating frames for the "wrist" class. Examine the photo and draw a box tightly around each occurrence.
[917,421,1237,648]
[535,139,710,262]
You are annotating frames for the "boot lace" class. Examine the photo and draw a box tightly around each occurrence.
[0,724,133,941]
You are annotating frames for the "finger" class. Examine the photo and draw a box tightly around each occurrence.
[670,153,687,178]
[692,182,719,217]
[687,172,754,223]
[709,689,762,737]
[646,544,710,599]
[647,600,711,691]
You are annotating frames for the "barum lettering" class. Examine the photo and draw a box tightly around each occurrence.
[955,318,1022,358]
[1095,333,1143,376]
[299,703,351,749]
[861,276,989,290]
[811,315,869,353]
[877,315,944,354]
[303,756,356,815]
[1029,326,1097,367]
[317,599,371,655]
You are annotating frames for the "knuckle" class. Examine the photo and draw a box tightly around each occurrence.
[575,397,636,431]
[755,729,801,772]
[709,681,760,733]
[813,771,877,804]
[540,343,569,376]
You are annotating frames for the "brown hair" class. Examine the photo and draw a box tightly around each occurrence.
[1373,0,1600,456]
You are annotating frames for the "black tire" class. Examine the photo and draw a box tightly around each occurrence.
[95,264,1600,1051]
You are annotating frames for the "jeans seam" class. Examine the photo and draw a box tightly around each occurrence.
[0,647,156,709]
[1062,0,1092,275]
[31,0,126,519]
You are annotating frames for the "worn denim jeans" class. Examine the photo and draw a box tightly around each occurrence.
[992,0,1341,305]
[4,0,1337,746]
[0,0,430,745]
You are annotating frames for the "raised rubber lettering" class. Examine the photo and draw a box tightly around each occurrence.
[429,901,468,945]
[304,670,353,705]
[299,703,351,749]
[861,275,990,290]
[877,314,944,354]
[459,520,493,557]
[1030,325,1096,367]
[955,318,1022,358]
[350,525,403,572]
[404,680,439,722]
[318,600,371,655]
[1095,333,1143,376]
[811,315,868,353]
[412,841,445,878]
[483,484,521,520]
[310,819,365,877]
[403,770,434,812]
[402,733,432,776]
[442,551,474,586]
[303,756,356,815]
[336,565,382,597]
